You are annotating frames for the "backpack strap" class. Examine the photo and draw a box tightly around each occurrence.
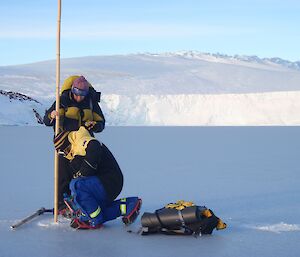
[89,97,93,111]
[61,75,80,95]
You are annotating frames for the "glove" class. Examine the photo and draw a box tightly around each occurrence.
[84,120,97,130]
[73,170,84,179]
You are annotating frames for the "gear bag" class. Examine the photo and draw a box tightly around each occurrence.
[141,200,226,236]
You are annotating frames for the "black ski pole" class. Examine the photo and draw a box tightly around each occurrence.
[11,207,53,230]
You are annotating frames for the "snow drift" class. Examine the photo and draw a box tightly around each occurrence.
[253,223,300,233]
[0,90,43,125]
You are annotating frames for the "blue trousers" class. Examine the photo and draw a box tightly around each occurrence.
[70,176,138,226]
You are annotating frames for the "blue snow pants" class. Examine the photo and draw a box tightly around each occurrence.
[69,176,138,226]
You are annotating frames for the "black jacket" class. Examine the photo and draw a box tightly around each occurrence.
[69,140,124,201]
[43,88,105,133]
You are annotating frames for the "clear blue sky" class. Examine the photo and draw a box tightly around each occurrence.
[0,0,299,66]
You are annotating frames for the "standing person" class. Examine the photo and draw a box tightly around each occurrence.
[44,75,105,212]
[44,75,105,134]
[53,126,142,229]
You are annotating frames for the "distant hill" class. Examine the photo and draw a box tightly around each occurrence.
[1,52,300,99]
[0,52,300,126]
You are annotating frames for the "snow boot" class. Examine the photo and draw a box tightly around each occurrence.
[70,218,102,230]
[121,198,142,225]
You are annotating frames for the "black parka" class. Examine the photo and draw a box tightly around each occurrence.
[69,140,124,201]
[43,88,105,134]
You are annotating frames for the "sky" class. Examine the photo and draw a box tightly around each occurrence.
[0,0,299,66]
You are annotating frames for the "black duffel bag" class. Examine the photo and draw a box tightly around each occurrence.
[141,201,226,236]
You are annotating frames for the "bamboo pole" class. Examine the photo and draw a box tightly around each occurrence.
[54,0,62,223]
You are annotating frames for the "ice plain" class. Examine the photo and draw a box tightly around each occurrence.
[0,126,299,257]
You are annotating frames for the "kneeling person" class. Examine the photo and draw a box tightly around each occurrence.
[53,126,142,229]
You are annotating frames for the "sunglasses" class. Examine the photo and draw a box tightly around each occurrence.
[71,87,89,96]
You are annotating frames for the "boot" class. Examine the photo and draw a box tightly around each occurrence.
[70,218,102,230]
[121,198,142,225]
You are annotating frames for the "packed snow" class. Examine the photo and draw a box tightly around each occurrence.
[253,223,300,233]
[103,92,300,125]
[0,91,43,125]
[1,52,300,126]
[1,126,299,257]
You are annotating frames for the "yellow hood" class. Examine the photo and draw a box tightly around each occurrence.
[65,126,96,160]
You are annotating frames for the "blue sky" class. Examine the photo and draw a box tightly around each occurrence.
[0,0,299,66]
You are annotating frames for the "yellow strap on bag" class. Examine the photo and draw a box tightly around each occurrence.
[216,219,227,230]
[201,209,212,218]
[165,200,195,210]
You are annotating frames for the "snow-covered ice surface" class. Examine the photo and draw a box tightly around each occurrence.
[1,126,300,257]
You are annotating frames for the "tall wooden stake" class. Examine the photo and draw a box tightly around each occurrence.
[54,0,62,223]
